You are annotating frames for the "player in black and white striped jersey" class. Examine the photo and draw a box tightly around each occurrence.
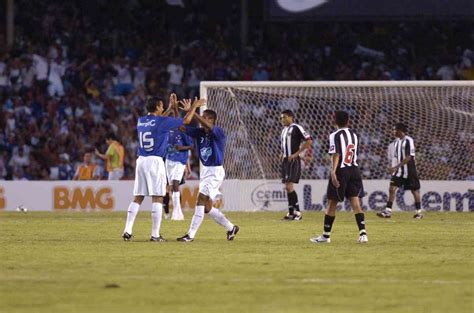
[280,110,312,221]
[310,111,368,244]
[377,123,423,219]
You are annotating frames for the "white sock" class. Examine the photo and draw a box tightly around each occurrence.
[385,208,392,212]
[188,205,205,238]
[172,192,182,214]
[151,202,163,238]
[208,208,234,231]
[124,202,140,234]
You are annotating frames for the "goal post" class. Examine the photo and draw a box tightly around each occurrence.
[200,81,473,211]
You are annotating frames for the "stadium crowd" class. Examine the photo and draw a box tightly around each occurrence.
[0,0,472,180]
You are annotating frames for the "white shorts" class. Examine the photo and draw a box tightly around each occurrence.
[133,156,166,196]
[108,168,124,180]
[199,166,225,201]
[165,159,186,182]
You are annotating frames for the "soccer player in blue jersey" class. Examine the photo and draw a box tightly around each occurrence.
[122,95,203,242]
[176,99,239,242]
[165,127,193,220]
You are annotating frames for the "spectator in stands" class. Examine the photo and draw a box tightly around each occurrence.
[0,0,471,181]
[0,56,8,96]
[57,153,74,180]
[113,58,134,96]
[8,147,29,169]
[32,53,49,93]
[12,166,28,181]
[48,56,66,97]
[167,57,184,96]
[0,151,8,180]
[253,64,270,81]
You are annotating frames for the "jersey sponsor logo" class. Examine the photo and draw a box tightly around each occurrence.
[54,187,114,210]
[0,187,5,209]
[137,120,156,127]
[200,147,212,162]
[277,0,328,13]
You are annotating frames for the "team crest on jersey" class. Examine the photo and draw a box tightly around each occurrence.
[200,147,212,162]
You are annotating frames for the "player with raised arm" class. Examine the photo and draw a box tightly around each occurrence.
[176,99,239,242]
[280,110,312,220]
[121,95,199,242]
[165,126,193,220]
[377,123,423,219]
[310,111,368,244]
[162,93,180,219]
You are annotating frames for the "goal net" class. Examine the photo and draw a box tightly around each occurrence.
[200,81,474,182]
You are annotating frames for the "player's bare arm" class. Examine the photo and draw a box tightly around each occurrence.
[163,93,178,117]
[181,98,206,125]
[387,155,413,174]
[94,148,111,162]
[288,138,313,161]
[171,93,179,116]
[192,112,213,131]
[331,153,340,188]
[175,145,193,151]
[178,98,192,112]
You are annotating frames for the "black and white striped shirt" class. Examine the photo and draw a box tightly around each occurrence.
[281,123,311,158]
[389,136,417,178]
[328,128,359,169]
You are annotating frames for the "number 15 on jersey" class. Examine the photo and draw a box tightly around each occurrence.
[139,131,154,151]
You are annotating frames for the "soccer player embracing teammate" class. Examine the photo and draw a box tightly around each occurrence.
[176,98,239,242]
[122,95,201,241]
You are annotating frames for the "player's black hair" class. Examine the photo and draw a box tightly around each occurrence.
[203,109,217,122]
[334,111,349,127]
[394,122,408,133]
[281,110,295,118]
[146,96,163,113]
[105,132,117,141]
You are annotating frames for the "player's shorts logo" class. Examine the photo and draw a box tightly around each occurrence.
[200,147,212,162]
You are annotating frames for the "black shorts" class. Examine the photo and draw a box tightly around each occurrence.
[281,157,301,184]
[327,167,364,202]
[390,175,420,191]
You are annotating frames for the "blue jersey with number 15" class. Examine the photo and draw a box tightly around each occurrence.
[137,115,183,157]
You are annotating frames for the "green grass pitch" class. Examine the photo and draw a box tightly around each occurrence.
[1,211,473,313]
